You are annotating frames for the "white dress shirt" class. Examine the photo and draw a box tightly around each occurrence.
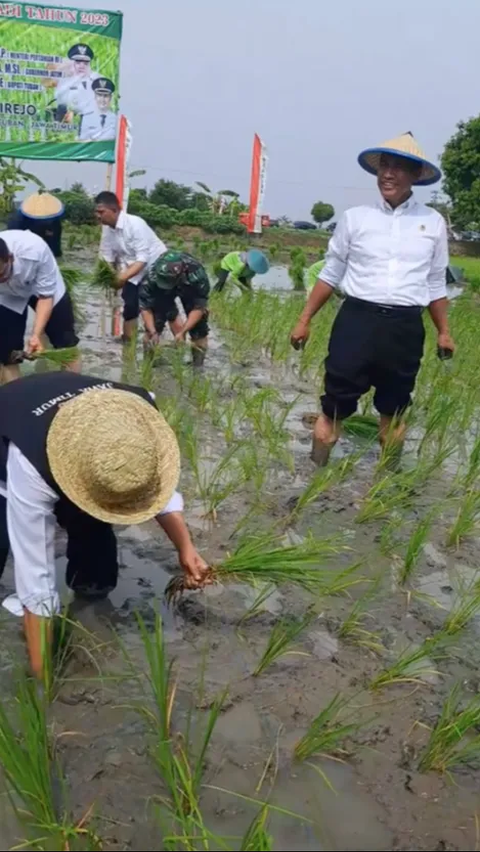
[0,230,65,314]
[320,196,448,307]
[56,72,100,116]
[79,109,117,142]
[100,211,167,286]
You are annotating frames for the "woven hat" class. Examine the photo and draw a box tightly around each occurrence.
[358,132,441,186]
[46,389,180,525]
[21,193,64,220]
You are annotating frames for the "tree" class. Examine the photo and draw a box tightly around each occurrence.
[149,179,192,211]
[195,182,240,215]
[311,201,335,227]
[442,116,480,228]
[0,159,44,216]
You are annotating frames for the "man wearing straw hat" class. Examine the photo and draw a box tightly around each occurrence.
[291,132,455,465]
[8,192,65,259]
[0,230,81,383]
[0,372,210,678]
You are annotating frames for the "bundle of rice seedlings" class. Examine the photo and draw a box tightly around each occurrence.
[91,258,118,291]
[165,532,348,604]
[59,265,83,296]
[343,414,378,440]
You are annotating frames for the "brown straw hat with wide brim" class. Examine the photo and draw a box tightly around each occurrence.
[46,389,180,525]
[21,192,65,220]
[358,132,441,187]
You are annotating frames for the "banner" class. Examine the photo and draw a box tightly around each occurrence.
[115,114,131,210]
[247,133,268,234]
[0,3,122,162]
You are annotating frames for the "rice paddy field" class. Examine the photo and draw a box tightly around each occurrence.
[1,242,480,850]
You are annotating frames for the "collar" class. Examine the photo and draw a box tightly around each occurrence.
[378,193,417,214]
[115,210,127,231]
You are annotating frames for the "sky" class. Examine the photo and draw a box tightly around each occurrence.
[30,0,480,220]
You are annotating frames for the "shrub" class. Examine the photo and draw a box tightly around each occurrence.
[57,191,96,225]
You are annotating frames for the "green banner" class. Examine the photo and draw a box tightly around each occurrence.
[0,3,122,162]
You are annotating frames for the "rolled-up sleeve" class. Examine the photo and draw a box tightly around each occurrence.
[158,491,184,516]
[6,444,60,616]
[320,213,350,288]
[33,245,59,299]
[427,216,448,302]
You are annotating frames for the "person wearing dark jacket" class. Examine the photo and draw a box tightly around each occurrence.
[8,193,64,259]
[0,371,210,678]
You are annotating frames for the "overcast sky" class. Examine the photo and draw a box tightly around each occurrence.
[33,0,480,219]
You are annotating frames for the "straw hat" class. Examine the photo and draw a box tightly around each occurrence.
[46,389,180,525]
[358,132,441,186]
[21,192,64,220]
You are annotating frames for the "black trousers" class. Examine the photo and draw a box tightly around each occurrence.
[0,495,118,595]
[214,270,251,292]
[321,297,425,421]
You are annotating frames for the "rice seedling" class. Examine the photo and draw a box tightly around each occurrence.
[188,442,246,521]
[370,637,444,690]
[90,258,117,291]
[398,511,435,586]
[291,451,362,520]
[288,248,306,292]
[240,807,273,851]
[418,685,480,775]
[343,414,378,440]
[464,434,480,490]
[294,693,360,763]
[132,615,227,850]
[443,576,480,635]
[237,583,278,627]
[338,575,384,653]
[253,612,314,676]
[165,531,348,604]
[356,473,414,524]
[447,489,480,547]
[0,671,101,850]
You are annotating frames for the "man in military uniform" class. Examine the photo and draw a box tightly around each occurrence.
[79,78,117,142]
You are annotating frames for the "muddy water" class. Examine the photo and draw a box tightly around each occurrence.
[0,261,478,851]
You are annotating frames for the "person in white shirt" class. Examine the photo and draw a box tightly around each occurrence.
[79,77,117,142]
[0,230,81,383]
[291,132,455,466]
[96,191,167,341]
[0,372,211,679]
[48,43,100,122]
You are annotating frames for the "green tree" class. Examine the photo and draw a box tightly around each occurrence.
[311,201,335,227]
[442,116,480,228]
[195,182,240,214]
[149,179,192,210]
[0,159,44,216]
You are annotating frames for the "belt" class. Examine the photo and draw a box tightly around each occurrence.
[345,296,423,316]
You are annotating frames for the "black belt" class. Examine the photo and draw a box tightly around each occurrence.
[345,296,423,316]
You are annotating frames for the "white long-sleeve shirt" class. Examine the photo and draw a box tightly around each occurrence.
[0,443,184,617]
[55,71,100,115]
[100,211,167,286]
[79,109,117,142]
[319,196,448,307]
[0,230,66,314]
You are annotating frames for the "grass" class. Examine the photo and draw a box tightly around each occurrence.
[253,612,314,676]
[418,685,480,774]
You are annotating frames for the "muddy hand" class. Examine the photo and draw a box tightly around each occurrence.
[179,548,213,588]
[290,321,310,351]
[25,334,44,357]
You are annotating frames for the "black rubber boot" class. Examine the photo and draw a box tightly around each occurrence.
[192,347,206,368]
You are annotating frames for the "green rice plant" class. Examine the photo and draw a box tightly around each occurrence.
[188,442,246,520]
[356,473,414,524]
[418,685,480,775]
[59,265,83,295]
[288,248,307,291]
[464,434,480,490]
[399,511,435,586]
[447,489,480,547]
[370,637,444,690]
[237,583,278,627]
[66,232,78,251]
[32,347,80,368]
[240,807,273,851]
[90,257,117,291]
[268,243,280,262]
[291,451,362,520]
[443,577,480,635]
[0,672,101,850]
[343,414,378,440]
[294,693,360,763]
[253,612,314,676]
[133,615,227,850]
[338,575,384,653]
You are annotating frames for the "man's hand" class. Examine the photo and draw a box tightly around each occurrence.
[174,330,187,345]
[291,320,310,350]
[438,331,455,353]
[116,271,128,288]
[25,334,44,357]
[144,330,159,348]
[179,546,212,588]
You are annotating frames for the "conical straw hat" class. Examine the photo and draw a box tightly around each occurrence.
[21,192,64,220]
[47,389,180,525]
[358,132,441,186]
